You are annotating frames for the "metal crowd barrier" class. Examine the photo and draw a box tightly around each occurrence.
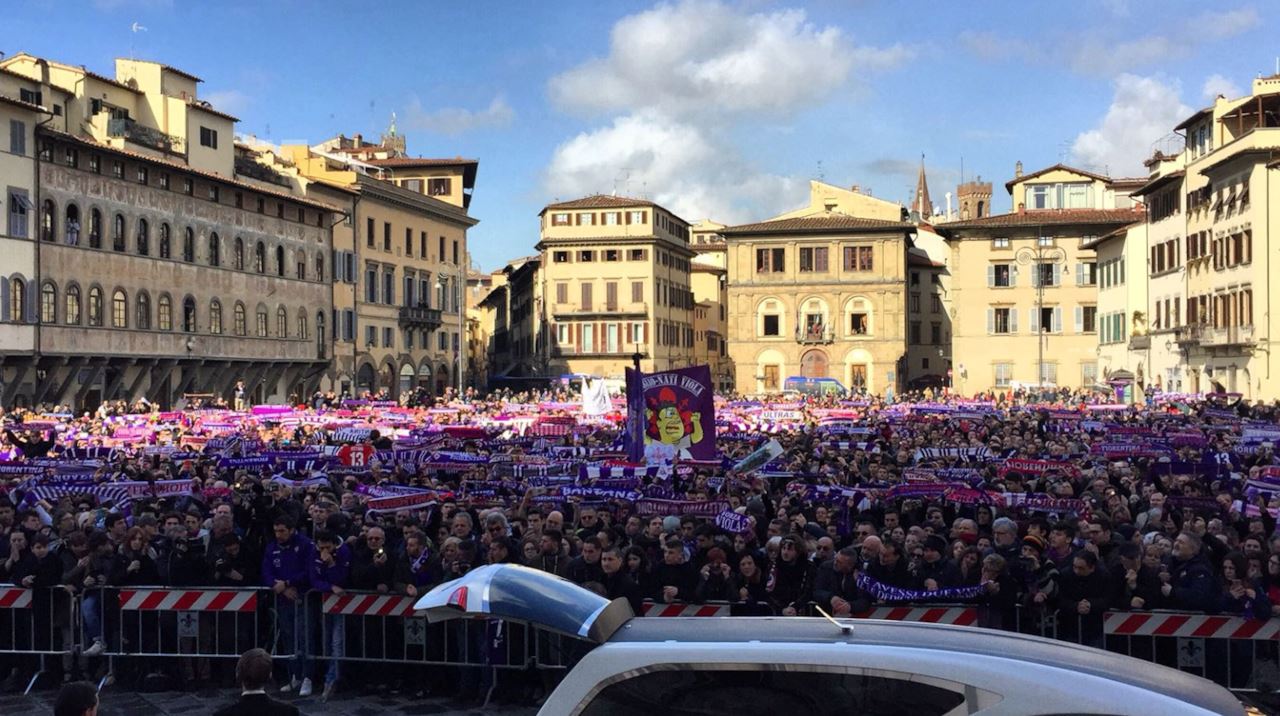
[16,583,1280,695]
[0,586,79,694]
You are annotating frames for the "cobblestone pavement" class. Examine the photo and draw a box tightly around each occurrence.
[0,686,539,716]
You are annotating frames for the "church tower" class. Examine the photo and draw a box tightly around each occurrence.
[913,156,933,220]
[957,176,992,221]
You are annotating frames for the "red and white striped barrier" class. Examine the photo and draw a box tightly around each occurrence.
[853,606,978,626]
[322,592,418,617]
[118,589,257,612]
[1104,611,1280,640]
[0,588,31,609]
[640,602,732,617]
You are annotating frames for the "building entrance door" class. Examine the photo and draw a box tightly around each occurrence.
[800,350,828,378]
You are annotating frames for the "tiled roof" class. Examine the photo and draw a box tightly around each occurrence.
[39,127,343,212]
[1080,222,1144,249]
[721,213,913,235]
[118,59,203,83]
[939,208,1144,232]
[0,93,51,114]
[542,194,657,210]
[364,157,478,168]
[1004,163,1112,192]
[187,100,239,122]
[907,248,945,268]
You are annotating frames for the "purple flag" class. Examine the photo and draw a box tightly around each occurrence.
[626,365,715,462]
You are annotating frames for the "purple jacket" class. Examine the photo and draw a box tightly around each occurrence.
[310,543,351,593]
[262,532,313,590]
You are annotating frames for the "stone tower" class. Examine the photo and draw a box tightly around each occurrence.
[957,176,992,221]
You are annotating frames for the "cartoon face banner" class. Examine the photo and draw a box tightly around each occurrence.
[625,366,715,463]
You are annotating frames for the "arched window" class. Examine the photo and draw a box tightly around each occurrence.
[40,199,56,242]
[297,308,308,340]
[845,297,873,337]
[112,289,127,328]
[256,306,268,337]
[254,241,266,273]
[136,291,151,329]
[136,218,150,256]
[296,252,306,280]
[315,254,324,282]
[275,245,285,276]
[233,302,247,336]
[8,278,26,323]
[209,299,223,334]
[158,223,171,258]
[157,294,172,331]
[88,208,102,249]
[112,214,126,251]
[40,282,56,324]
[276,306,288,338]
[183,227,195,262]
[233,237,244,270]
[65,284,81,325]
[87,286,103,327]
[208,232,220,267]
[316,312,325,357]
[64,203,80,245]
[182,296,197,332]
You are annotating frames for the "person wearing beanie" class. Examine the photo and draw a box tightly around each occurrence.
[914,534,951,590]
[1020,533,1060,610]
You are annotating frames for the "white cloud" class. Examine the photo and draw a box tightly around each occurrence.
[202,89,250,116]
[545,111,805,224]
[545,0,896,224]
[1070,74,1192,176]
[1069,35,1180,75]
[1197,7,1259,40]
[1202,73,1242,101]
[548,0,908,119]
[405,96,515,136]
[957,30,1038,62]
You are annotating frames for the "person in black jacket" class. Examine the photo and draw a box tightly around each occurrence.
[651,538,698,604]
[212,648,299,716]
[349,526,394,592]
[599,546,644,613]
[1056,550,1112,647]
[813,546,869,616]
[767,535,814,615]
[564,536,605,586]
[693,547,738,603]
[1159,531,1219,612]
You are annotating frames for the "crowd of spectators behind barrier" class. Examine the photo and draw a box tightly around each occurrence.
[2,385,1280,703]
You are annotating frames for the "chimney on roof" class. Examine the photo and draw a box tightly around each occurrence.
[354,133,363,146]
[1015,161,1023,178]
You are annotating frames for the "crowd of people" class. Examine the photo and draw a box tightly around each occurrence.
[2,384,1280,701]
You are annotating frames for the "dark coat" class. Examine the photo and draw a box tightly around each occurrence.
[211,692,300,716]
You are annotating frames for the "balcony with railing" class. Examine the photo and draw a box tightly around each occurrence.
[1175,324,1203,347]
[1202,324,1253,347]
[106,117,184,154]
[795,326,833,344]
[398,305,443,331]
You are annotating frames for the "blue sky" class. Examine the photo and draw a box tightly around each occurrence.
[4,0,1272,270]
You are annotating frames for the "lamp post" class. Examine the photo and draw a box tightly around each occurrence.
[1015,243,1066,393]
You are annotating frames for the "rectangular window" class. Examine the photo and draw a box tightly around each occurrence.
[1037,235,1054,247]
[992,237,1009,249]
[89,155,100,174]
[199,126,218,149]
[552,212,571,226]
[383,271,395,305]
[1081,305,1098,333]
[604,249,620,262]
[910,321,921,344]
[366,325,377,347]
[552,250,571,264]
[1078,261,1097,286]
[606,323,619,352]
[19,88,41,106]
[930,322,942,344]
[990,307,1014,334]
[366,218,375,247]
[439,236,446,259]
[628,210,646,224]
[582,324,595,352]
[628,248,647,261]
[799,247,828,272]
[579,250,595,262]
[603,212,620,225]
[556,282,568,304]
[605,281,618,310]
[755,247,785,273]
[365,267,378,303]
[931,295,942,313]
[136,166,149,184]
[383,326,394,349]
[420,231,428,257]
[581,283,593,311]
[631,281,643,303]
[762,314,780,336]
[405,228,413,256]
[7,188,31,238]
[850,312,868,335]
[452,240,459,264]
[994,363,1012,388]
[112,161,124,178]
[1039,362,1058,385]
[578,212,595,226]
[383,222,391,251]
[208,185,219,202]
[427,177,450,196]
[8,120,25,156]
[1035,262,1058,287]
[990,263,1013,287]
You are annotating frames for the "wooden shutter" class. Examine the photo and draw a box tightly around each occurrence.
[1009,309,1018,333]
[986,308,994,334]
[1052,307,1062,333]
[1029,308,1039,333]
[1074,306,1083,333]
[987,264,994,287]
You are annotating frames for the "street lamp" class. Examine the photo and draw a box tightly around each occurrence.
[1015,243,1066,392]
